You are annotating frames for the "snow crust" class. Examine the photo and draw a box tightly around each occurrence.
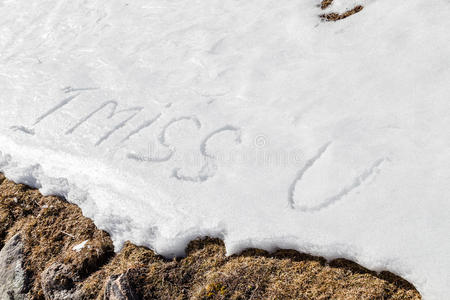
[0,0,449,298]
[72,240,89,252]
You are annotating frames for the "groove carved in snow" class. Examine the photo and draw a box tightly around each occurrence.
[288,142,386,212]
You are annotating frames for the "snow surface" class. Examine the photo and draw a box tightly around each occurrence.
[0,0,449,298]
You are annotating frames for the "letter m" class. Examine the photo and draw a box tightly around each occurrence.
[66,100,143,146]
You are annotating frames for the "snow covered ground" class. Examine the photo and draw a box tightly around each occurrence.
[0,0,449,298]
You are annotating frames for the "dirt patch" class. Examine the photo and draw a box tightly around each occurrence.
[0,174,421,299]
[320,0,364,21]
[320,0,334,10]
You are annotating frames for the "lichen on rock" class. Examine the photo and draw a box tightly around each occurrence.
[0,233,28,300]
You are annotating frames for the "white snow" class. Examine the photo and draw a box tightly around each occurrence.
[72,240,89,253]
[322,0,366,13]
[0,0,449,298]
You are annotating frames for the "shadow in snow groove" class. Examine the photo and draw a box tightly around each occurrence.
[289,142,386,212]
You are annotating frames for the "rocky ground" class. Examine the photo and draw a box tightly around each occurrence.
[0,173,421,299]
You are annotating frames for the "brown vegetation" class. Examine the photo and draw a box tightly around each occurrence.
[0,173,421,299]
[320,0,364,21]
[320,0,334,10]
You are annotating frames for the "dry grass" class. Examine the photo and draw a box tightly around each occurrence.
[0,174,421,299]
[0,176,113,299]
[320,0,364,21]
[320,0,334,10]
[81,238,421,300]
